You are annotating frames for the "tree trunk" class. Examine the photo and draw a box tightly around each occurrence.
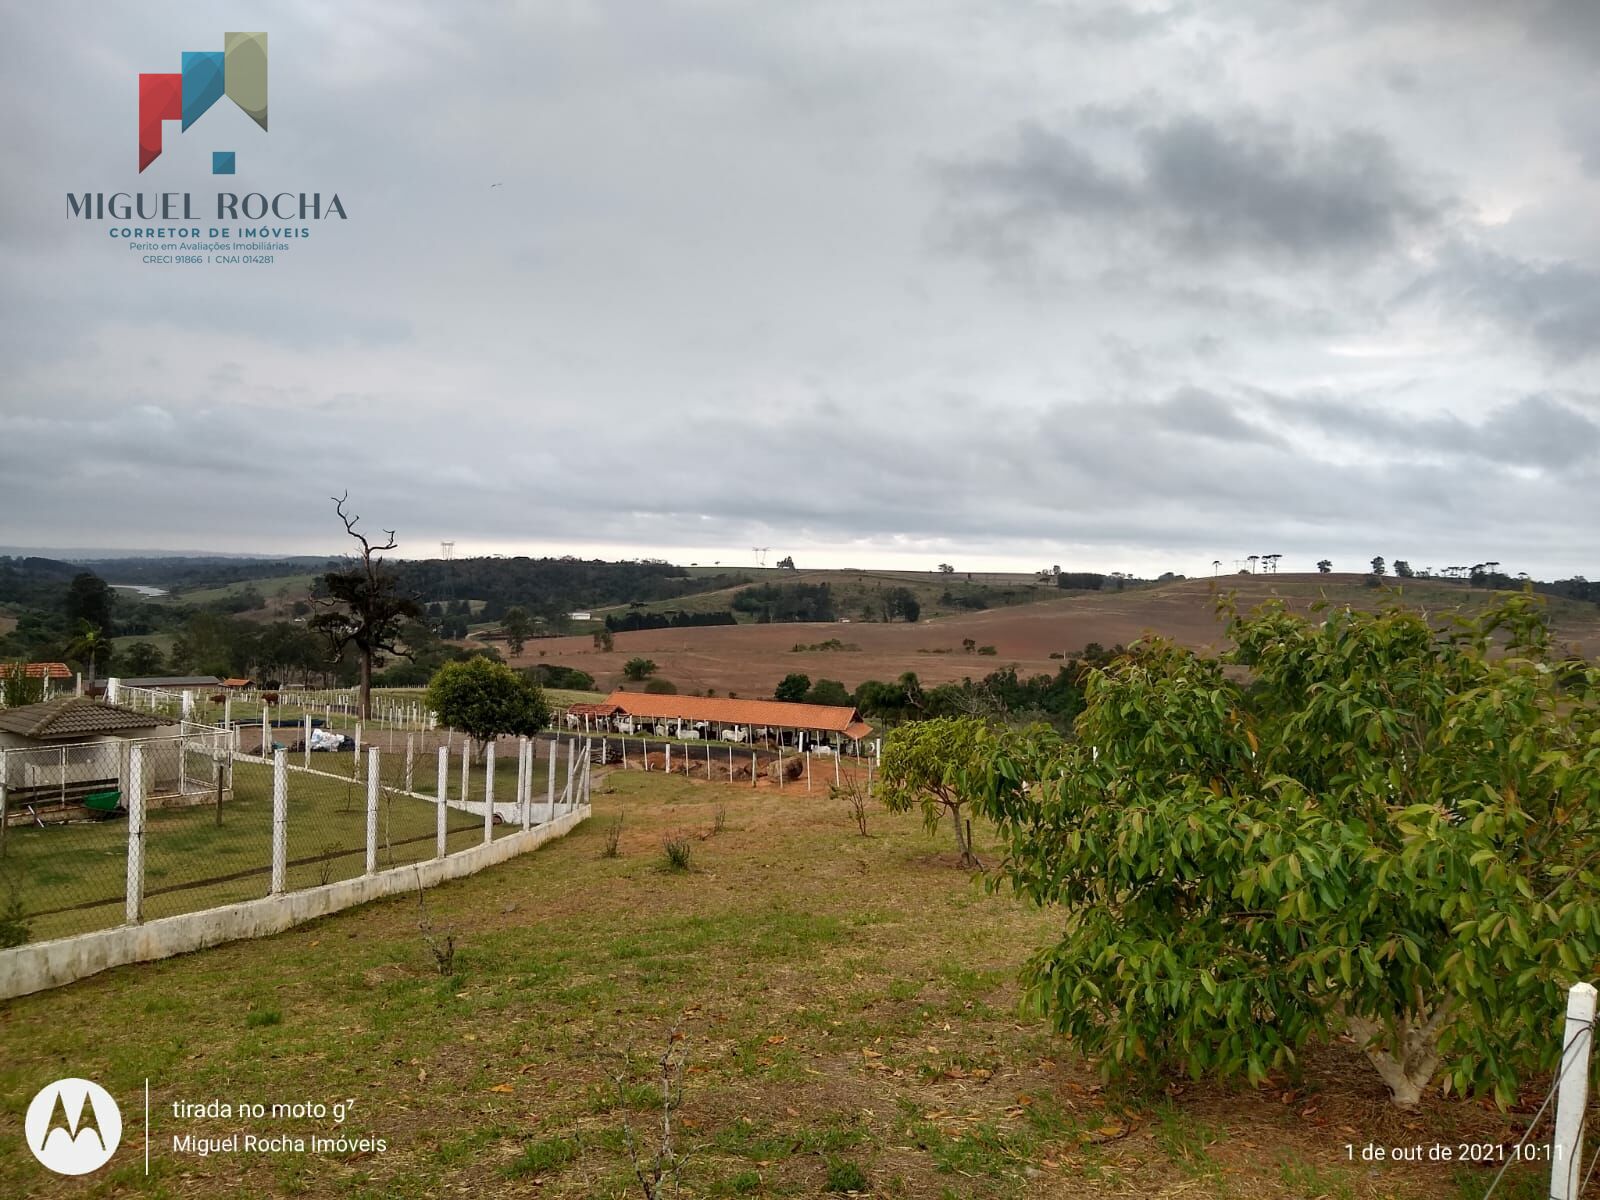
[951,805,982,869]
[359,652,373,721]
[1345,1005,1450,1108]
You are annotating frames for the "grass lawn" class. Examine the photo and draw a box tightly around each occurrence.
[2,760,490,942]
[0,772,1549,1199]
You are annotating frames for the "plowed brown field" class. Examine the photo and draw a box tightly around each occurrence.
[495,573,1600,698]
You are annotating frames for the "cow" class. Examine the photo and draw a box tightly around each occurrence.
[721,727,748,742]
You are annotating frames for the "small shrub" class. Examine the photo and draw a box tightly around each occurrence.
[246,1007,282,1028]
[662,835,693,872]
[1047,651,1064,660]
[643,678,679,694]
[504,1136,578,1178]
[417,877,458,975]
[825,1158,868,1192]
[831,779,870,837]
[977,645,998,656]
[729,1168,762,1194]
[0,883,31,948]
[712,803,728,835]
[601,815,623,858]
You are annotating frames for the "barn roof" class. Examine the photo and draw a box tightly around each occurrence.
[8,662,73,679]
[0,697,178,741]
[119,676,225,689]
[567,702,625,718]
[602,691,874,739]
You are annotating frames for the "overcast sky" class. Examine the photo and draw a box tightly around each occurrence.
[2,1,1597,578]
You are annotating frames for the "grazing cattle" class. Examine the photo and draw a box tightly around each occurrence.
[721,727,748,742]
[615,717,636,734]
[813,744,835,756]
[565,713,581,729]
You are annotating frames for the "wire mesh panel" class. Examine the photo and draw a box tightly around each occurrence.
[140,739,272,922]
[0,717,576,956]
[0,726,231,942]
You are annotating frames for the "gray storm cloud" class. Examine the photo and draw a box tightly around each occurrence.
[0,1,1595,577]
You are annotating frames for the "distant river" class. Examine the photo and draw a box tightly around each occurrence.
[110,584,168,597]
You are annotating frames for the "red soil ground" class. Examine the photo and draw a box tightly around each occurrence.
[502,574,1600,700]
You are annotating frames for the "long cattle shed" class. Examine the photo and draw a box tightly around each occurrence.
[578,692,874,749]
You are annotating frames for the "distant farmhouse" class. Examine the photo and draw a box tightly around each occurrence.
[564,692,874,749]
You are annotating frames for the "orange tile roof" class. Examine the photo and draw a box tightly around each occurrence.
[602,691,874,739]
[14,662,73,680]
[222,678,254,688]
[567,702,625,718]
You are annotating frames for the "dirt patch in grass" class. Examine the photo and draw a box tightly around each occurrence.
[0,769,1552,1198]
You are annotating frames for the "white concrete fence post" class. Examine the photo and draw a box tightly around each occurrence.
[126,745,146,924]
[484,740,496,844]
[303,713,312,769]
[365,748,379,876]
[436,745,448,859]
[1552,981,1598,1200]
[519,737,532,830]
[270,749,287,894]
[461,742,470,809]
[514,736,528,830]
[405,734,415,793]
[665,743,672,774]
[354,722,363,777]
[566,738,577,809]
[262,700,271,758]
[547,737,558,823]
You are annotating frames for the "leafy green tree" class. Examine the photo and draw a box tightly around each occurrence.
[806,678,851,707]
[976,595,1600,1108]
[880,587,921,623]
[122,641,165,676]
[501,606,533,655]
[593,628,614,652]
[878,717,1000,868]
[310,493,424,719]
[426,657,550,756]
[1370,556,1386,576]
[1394,560,1414,578]
[64,572,114,634]
[775,672,811,702]
[1,662,45,708]
[1317,559,1332,574]
[65,622,111,691]
[622,657,658,681]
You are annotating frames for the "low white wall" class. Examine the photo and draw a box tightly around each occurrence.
[0,805,589,1001]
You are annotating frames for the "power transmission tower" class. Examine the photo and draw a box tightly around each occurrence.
[441,541,456,603]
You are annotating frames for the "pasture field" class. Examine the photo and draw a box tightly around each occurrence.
[497,574,1600,699]
[0,770,1546,1199]
[591,568,1057,626]
[159,572,323,607]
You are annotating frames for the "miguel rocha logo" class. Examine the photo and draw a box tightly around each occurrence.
[139,32,268,174]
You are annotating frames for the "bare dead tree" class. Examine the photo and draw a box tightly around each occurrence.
[616,1028,690,1199]
[310,492,422,719]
